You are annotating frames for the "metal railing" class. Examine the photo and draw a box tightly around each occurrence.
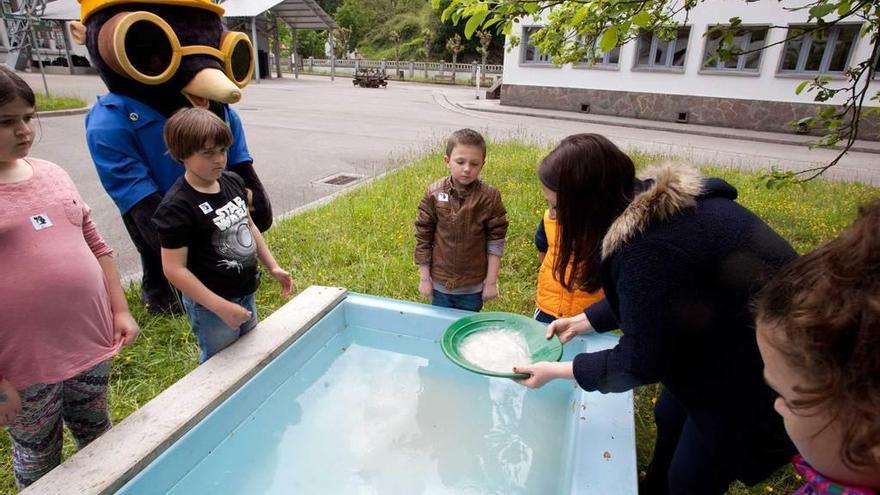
[295,58,502,73]
[274,57,502,83]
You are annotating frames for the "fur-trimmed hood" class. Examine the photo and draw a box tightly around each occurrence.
[601,163,737,258]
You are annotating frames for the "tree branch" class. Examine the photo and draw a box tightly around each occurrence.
[794,41,879,181]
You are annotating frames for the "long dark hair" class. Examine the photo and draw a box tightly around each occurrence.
[0,66,36,107]
[538,134,636,292]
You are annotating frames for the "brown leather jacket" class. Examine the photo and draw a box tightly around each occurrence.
[414,176,508,289]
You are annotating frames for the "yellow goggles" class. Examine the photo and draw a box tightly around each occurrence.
[97,11,254,87]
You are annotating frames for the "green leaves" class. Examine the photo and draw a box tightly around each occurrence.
[599,26,619,52]
[796,116,815,128]
[522,2,540,15]
[440,3,456,22]
[574,7,591,26]
[437,0,879,181]
[464,4,489,39]
[808,2,836,20]
[632,11,652,28]
[758,168,798,190]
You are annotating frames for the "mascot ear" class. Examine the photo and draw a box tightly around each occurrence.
[69,21,87,45]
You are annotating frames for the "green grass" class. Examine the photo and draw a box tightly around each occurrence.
[1,141,877,493]
[35,94,87,112]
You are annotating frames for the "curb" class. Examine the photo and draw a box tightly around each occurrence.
[37,106,90,118]
[457,103,880,155]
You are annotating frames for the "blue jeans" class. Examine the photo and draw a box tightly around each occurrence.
[432,290,483,312]
[182,293,258,363]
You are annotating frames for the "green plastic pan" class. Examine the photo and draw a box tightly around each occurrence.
[440,312,563,379]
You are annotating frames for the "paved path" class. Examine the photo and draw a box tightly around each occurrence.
[18,71,880,279]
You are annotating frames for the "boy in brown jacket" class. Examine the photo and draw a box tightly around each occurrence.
[414,129,508,311]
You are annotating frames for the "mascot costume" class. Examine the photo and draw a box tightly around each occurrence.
[70,0,273,314]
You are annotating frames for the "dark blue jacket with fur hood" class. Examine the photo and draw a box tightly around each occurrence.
[578,163,797,483]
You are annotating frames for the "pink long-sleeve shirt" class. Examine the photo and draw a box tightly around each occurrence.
[0,158,121,389]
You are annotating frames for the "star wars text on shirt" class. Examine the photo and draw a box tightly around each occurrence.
[212,197,248,231]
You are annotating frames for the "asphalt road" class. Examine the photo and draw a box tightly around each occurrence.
[20,72,880,279]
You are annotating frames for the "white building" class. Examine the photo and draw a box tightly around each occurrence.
[501,0,880,140]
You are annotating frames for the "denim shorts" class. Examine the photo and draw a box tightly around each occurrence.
[182,292,258,363]
[432,290,483,312]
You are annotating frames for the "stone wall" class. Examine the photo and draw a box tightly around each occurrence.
[501,84,880,141]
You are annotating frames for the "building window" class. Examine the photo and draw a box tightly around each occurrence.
[521,26,553,65]
[702,25,769,72]
[780,24,861,74]
[578,36,621,68]
[874,48,880,79]
[636,27,691,70]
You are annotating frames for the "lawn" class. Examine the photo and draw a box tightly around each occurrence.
[1,141,876,493]
[35,93,87,112]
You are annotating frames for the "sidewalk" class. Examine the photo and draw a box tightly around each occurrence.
[457,99,880,155]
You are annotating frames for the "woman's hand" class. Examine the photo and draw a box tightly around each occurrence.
[113,311,140,347]
[513,361,574,389]
[546,313,593,344]
[0,378,22,426]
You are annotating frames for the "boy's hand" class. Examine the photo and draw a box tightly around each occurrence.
[113,311,140,347]
[419,277,433,301]
[215,300,253,329]
[0,378,22,426]
[269,267,293,298]
[482,281,499,301]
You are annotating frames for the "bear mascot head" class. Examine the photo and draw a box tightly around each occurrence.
[70,0,273,314]
[72,0,254,115]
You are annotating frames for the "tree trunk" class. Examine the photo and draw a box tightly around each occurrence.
[451,53,457,83]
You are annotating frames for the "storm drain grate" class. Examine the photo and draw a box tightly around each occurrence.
[317,173,363,186]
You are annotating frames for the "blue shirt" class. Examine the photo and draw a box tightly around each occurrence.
[85,93,253,214]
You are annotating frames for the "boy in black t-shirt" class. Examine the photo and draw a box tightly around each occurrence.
[153,108,292,363]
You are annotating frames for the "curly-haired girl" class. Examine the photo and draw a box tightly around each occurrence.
[757,200,880,494]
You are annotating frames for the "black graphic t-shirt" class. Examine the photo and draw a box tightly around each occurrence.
[153,172,259,299]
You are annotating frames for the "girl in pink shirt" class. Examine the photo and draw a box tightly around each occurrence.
[0,67,139,489]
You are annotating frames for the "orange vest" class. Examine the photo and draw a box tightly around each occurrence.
[536,210,604,318]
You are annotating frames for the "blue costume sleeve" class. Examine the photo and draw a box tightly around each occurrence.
[226,106,253,168]
[85,107,159,214]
